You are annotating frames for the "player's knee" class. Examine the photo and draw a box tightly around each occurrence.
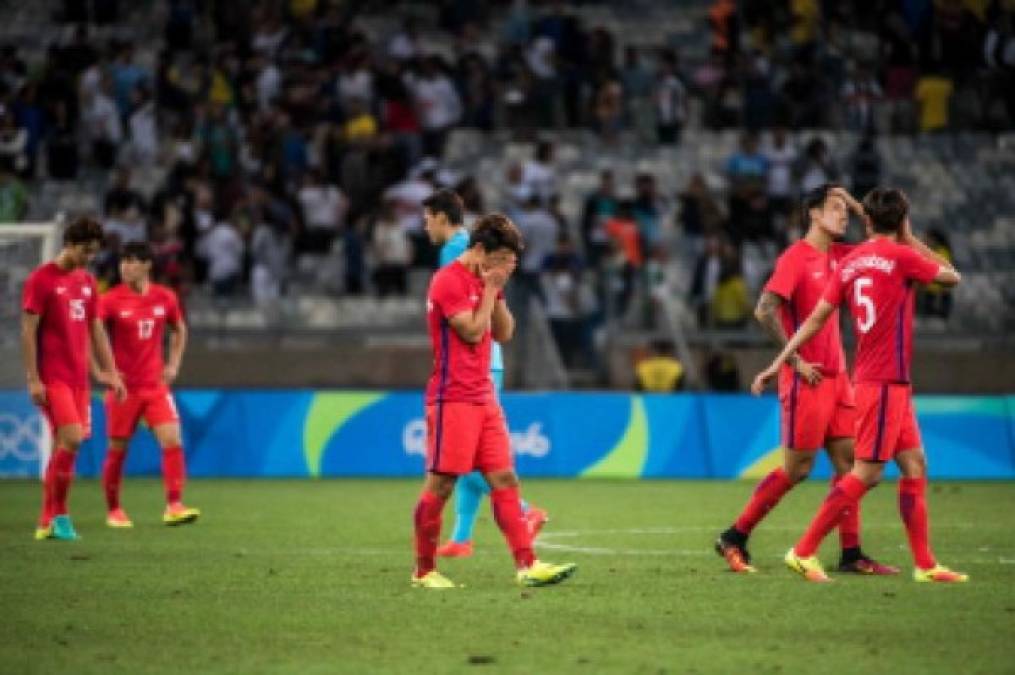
[58,428,84,450]
[484,471,518,490]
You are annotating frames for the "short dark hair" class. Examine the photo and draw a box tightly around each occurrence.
[862,187,908,234]
[469,213,524,255]
[422,189,464,226]
[62,216,104,246]
[802,183,841,220]
[121,241,154,263]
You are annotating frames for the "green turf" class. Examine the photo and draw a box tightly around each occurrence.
[2,479,1014,674]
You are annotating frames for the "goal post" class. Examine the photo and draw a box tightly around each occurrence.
[0,219,62,478]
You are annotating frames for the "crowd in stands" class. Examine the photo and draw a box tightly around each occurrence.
[0,0,996,337]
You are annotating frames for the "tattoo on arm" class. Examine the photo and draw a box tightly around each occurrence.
[755,292,798,366]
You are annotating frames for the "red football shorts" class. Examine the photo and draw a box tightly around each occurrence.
[854,382,922,462]
[41,382,91,438]
[105,386,180,439]
[425,401,512,475]
[779,369,856,451]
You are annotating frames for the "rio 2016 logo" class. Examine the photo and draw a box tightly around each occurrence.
[403,419,551,459]
[0,412,46,463]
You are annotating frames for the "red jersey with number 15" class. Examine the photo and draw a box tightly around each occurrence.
[822,237,940,385]
[21,262,99,388]
[425,261,495,405]
[100,283,182,390]
[764,240,852,376]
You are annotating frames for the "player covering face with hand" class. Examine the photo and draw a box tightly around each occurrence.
[412,212,575,589]
[420,189,548,560]
[752,188,967,584]
[96,242,199,528]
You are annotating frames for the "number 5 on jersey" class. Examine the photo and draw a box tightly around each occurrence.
[855,277,875,333]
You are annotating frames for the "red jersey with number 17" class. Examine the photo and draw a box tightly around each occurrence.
[21,262,98,388]
[99,283,183,390]
[425,261,495,405]
[822,237,940,385]
[764,240,852,376]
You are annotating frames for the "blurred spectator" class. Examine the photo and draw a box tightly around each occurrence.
[709,0,740,61]
[633,173,665,249]
[593,69,623,141]
[250,217,290,305]
[635,339,684,392]
[408,57,462,157]
[621,47,654,141]
[725,132,768,191]
[0,158,27,221]
[690,235,723,326]
[110,43,149,119]
[522,139,557,204]
[850,133,882,201]
[796,137,839,193]
[543,234,596,368]
[516,193,558,282]
[710,251,751,328]
[81,75,122,169]
[762,127,797,218]
[604,201,642,314]
[104,167,146,215]
[706,350,741,391]
[297,169,347,254]
[0,106,28,175]
[104,205,147,245]
[371,203,412,296]
[680,173,725,248]
[841,64,882,132]
[128,85,158,166]
[388,18,419,62]
[343,219,367,295]
[199,214,245,297]
[654,51,688,145]
[581,169,617,265]
[46,103,79,180]
[914,66,955,132]
[917,228,954,319]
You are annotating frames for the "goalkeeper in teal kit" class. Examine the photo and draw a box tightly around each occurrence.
[420,189,548,558]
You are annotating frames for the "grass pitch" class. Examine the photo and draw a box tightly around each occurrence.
[1,479,1013,674]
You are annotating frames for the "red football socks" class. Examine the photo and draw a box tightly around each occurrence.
[733,468,794,535]
[161,446,185,504]
[795,474,868,557]
[102,449,127,510]
[834,474,861,551]
[899,476,936,569]
[491,486,535,569]
[46,447,77,517]
[413,490,446,576]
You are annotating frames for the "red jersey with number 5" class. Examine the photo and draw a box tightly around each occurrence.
[21,262,98,388]
[100,283,182,390]
[822,237,939,384]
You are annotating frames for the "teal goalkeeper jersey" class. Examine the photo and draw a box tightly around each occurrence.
[439,228,504,372]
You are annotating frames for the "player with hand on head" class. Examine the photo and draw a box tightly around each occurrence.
[22,217,126,541]
[752,187,967,583]
[412,212,575,589]
[420,189,547,560]
[716,185,896,576]
[97,241,199,528]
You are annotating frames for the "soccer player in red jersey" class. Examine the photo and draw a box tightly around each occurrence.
[752,188,967,583]
[411,213,576,589]
[97,242,200,528]
[22,217,126,541]
[716,185,896,576]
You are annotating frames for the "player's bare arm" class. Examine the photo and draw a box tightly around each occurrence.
[90,318,127,400]
[164,320,188,384]
[751,300,836,395]
[491,299,514,343]
[447,286,499,344]
[20,311,46,406]
[900,219,962,287]
[754,291,821,385]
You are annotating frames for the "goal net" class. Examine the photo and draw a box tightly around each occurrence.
[0,221,60,478]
